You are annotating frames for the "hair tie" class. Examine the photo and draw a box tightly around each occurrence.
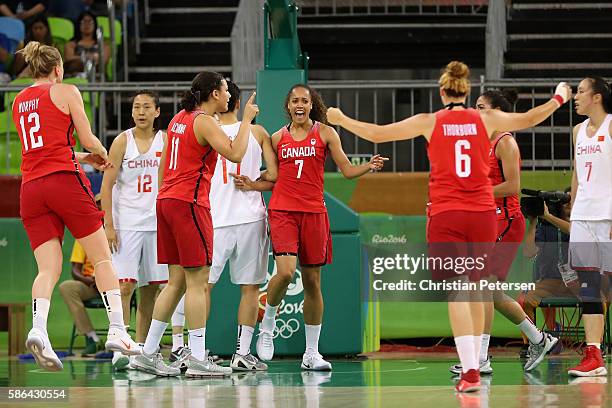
[190,89,201,104]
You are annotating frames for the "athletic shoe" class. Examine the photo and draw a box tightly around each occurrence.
[449,356,493,375]
[256,329,275,361]
[25,328,63,372]
[82,336,102,356]
[455,368,481,393]
[567,345,608,377]
[131,352,180,377]
[105,326,142,356]
[524,333,558,372]
[301,351,332,371]
[185,355,232,377]
[169,346,191,371]
[206,349,224,364]
[112,351,130,371]
[231,353,268,371]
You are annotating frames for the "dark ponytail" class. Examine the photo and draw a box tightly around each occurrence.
[586,76,612,114]
[180,71,224,112]
[480,88,518,113]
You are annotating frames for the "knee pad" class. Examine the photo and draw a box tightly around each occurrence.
[582,302,603,315]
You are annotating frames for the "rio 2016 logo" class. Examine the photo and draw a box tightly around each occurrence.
[258,253,304,339]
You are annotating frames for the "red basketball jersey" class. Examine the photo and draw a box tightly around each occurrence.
[12,83,81,183]
[488,132,521,219]
[427,108,495,216]
[268,122,327,213]
[158,110,218,208]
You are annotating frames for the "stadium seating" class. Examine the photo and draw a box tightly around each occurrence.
[48,17,75,56]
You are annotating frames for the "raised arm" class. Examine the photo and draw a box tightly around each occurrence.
[481,82,572,138]
[327,107,436,143]
[323,124,385,179]
[101,133,127,253]
[493,135,521,198]
[195,92,259,162]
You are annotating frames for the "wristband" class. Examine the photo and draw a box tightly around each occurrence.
[552,94,564,106]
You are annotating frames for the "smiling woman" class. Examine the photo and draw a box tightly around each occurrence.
[256,84,387,372]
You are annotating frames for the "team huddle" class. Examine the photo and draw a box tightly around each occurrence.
[11,40,611,393]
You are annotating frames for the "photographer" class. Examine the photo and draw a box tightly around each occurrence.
[519,188,576,355]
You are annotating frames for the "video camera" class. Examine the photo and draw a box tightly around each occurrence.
[520,188,571,218]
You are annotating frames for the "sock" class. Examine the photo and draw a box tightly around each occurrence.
[455,335,478,373]
[188,327,206,361]
[480,334,490,362]
[473,334,481,366]
[101,289,124,328]
[86,331,100,343]
[236,325,255,356]
[261,303,278,333]
[518,318,544,344]
[172,333,184,352]
[32,298,50,333]
[587,343,600,349]
[171,296,185,327]
[305,324,321,354]
[143,319,168,355]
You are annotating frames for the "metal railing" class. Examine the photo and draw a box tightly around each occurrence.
[0,79,579,174]
[296,0,488,15]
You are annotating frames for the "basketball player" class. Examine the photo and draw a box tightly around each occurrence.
[131,72,259,377]
[567,76,612,377]
[327,61,571,392]
[13,41,139,371]
[101,90,168,370]
[449,89,558,376]
[256,84,387,371]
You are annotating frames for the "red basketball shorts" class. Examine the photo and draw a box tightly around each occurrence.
[487,214,526,281]
[427,210,497,281]
[157,198,213,268]
[20,171,103,250]
[268,209,332,266]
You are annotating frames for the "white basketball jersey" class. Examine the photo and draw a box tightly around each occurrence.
[210,121,267,228]
[112,129,164,231]
[571,114,612,221]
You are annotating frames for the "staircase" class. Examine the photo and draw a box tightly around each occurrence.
[505,0,612,78]
[129,0,238,82]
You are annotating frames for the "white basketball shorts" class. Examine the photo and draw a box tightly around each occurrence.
[569,220,612,274]
[112,230,169,287]
[209,219,269,285]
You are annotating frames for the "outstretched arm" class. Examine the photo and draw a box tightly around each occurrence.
[327,107,435,143]
[323,125,386,179]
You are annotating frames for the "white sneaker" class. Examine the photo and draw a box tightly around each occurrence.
[25,328,63,371]
[112,351,130,371]
[231,353,268,371]
[256,329,275,361]
[301,351,332,371]
[185,355,233,377]
[449,356,493,375]
[105,326,142,356]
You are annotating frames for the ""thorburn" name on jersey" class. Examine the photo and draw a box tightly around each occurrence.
[281,146,316,159]
[442,123,478,137]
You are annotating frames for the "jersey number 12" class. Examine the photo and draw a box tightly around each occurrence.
[19,112,43,151]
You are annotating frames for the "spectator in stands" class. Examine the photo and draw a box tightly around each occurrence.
[0,34,12,83]
[0,1,47,25]
[519,188,575,354]
[63,10,109,80]
[59,192,104,357]
[12,14,55,78]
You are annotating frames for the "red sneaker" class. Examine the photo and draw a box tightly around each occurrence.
[568,345,608,377]
[455,369,481,393]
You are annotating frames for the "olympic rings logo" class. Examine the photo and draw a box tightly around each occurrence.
[274,318,300,339]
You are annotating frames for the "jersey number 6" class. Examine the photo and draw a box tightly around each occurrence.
[455,140,471,178]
